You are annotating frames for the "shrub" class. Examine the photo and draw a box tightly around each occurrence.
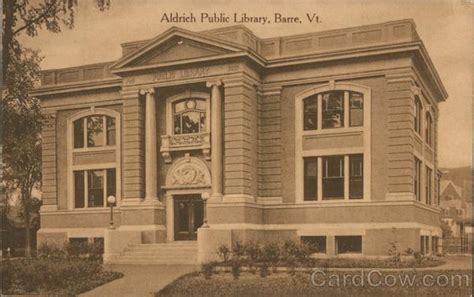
[262,242,280,264]
[65,241,104,261]
[201,262,216,280]
[245,241,262,263]
[232,241,246,260]
[280,240,312,265]
[217,244,231,263]
[37,243,66,259]
[231,260,241,280]
[1,258,113,294]
[260,263,269,278]
[387,241,401,263]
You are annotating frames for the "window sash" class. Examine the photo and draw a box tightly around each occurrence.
[303,154,364,201]
[73,115,116,149]
[426,167,432,205]
[173,99,207,135]
[304,158,317,201]
[322,156,344,199]
[336,236,362,254]
[349,154,363,199]
[74,169,116,209]
[322,92,344,129]
[414,97,422,134]
[303,97,318,131]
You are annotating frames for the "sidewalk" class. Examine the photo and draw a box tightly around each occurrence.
[79,264,198,297]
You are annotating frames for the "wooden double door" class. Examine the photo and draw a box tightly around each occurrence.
[174,195,204,241]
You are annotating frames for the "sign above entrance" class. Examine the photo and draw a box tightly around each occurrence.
[153,67,209,82]
[122,63,240,86]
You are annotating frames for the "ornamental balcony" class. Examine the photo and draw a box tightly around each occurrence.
[160,132,211,163]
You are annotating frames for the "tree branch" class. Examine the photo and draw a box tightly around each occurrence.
[13,1,58,36]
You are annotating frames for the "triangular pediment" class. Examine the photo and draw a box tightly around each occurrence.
[130,36,231,66]
[110,27,245,72]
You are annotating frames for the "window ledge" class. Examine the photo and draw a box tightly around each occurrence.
[302,126,363,137]
[298,199,370,205]
[73,146,117,153]
[160,132,211,163]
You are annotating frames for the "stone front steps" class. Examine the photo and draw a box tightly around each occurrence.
[108,241,198,265]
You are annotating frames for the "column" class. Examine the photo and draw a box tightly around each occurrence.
[140,88,158,201]
[206,80,223,200]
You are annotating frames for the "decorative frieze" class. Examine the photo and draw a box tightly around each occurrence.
[160,132,211,163]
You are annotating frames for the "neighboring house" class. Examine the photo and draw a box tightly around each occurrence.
[32,19,447,263]
[439,180,466,237]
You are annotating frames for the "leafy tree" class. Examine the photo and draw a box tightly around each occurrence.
[2,0,110,257]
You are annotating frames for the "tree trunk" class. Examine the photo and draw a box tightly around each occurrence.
[22,188,32,258]
[24,212,31,258]
[2,0,15,86]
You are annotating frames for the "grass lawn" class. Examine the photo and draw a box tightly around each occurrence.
[1,258,123,296]
[156,270,472,297]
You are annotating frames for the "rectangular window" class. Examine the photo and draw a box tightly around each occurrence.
[106,116,116,146]
[336,236,362,254]
[426,166,432,205]
[322,92,344,129]
[349,92,363,127]
[88,170,104,207]
[69,237,88,245]
[74,171,85,208]
[322,156,344,200]
[74,169,116,209]
[432,236,438,254]
[303,96,318,130]
[414,158,422,201]
[349,154,363,199]
[87,116,105,147]
[301,236,327,253]
[304,158,318,201]
[414,97,422,134]
[74,119,84,149]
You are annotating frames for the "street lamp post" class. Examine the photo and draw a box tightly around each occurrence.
[107,195,116,229]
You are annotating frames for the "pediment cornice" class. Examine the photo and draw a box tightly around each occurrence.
[110,27,261,74]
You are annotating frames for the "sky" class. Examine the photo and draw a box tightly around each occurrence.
[20,0,472,168]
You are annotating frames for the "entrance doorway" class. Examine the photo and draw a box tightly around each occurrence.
[173,195,203,241]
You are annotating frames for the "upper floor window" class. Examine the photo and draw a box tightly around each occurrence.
[173,98,206,135]
[425,113,433,147]
[303,91,364,131]
[349,92,364,127]
[414,96,422,135]
[74,115,116,149]
[303,96,317,130]
[322,92,344,129]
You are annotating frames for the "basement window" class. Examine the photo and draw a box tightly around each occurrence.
[301,236,327,253]
[336,236,362,254]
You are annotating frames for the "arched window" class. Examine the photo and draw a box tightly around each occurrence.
[68,108,121,210]
[172,98,207,135]
[414,96,422,134]
[302,90,364,130]
[425,112,433,147]
[73,115,116,148]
